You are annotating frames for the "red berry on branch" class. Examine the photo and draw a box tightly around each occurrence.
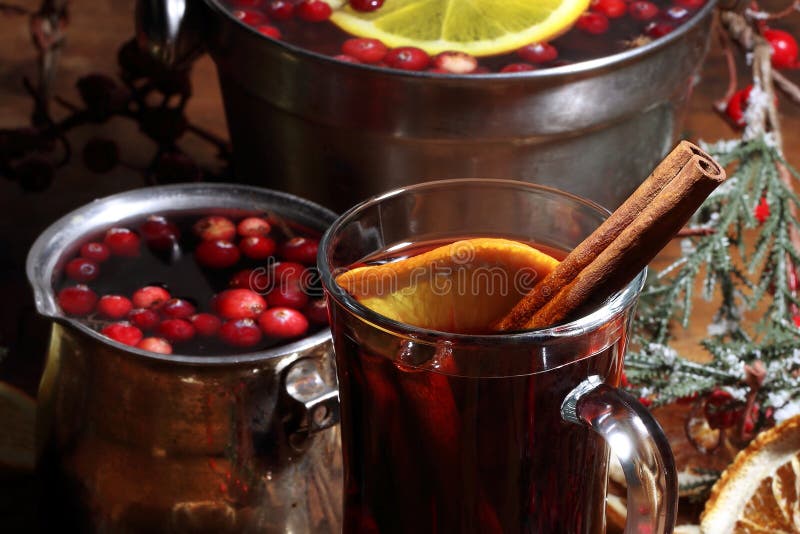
[57,285,98,316]
[102,322,144,347]
[341,38,388,64]
[97,295,133,319]
[763,28,799,70]
[754,196,770,224]
[638,396,653,407]
[793,315,800,328]
[65,258,100,283]
[725,85,753,128]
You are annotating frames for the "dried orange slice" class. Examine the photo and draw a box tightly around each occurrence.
[0,381,36,472]
[700,414,800,533]
[335,238,559,332]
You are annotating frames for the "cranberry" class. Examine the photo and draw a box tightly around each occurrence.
[230,269,257,289]
[259,307,309,339]
[267,282,309,310]
[500,63,536,73]
[645,22,674,38]
[517,43,558,63]
[257,25,282,39]
[296,0,332,22]
[591,0,626,18]
[137,337,173,354]
[140,215,179,250]
[280,237,319,265]
[157,318,196,343]
[341,38,388,64]
[576,12,609,34]
[754,196,770,224]
[216,289,268,319]
[638,396,653,408]
[794,315,800,328]
[273,262,307,285]
[266,0,294,20]
[196,240,241,269]
[350,0,383,12]
[432,51,478,74]
[763,28,799,69]
[628,1,659,20]
[725,85,752,128]
[237,216,271,237]
[674,0,705,7]
[57,285,98,316]
[304,298,329,325]
[383,47,431,71]
[190,313,222,337]
[80,242,111,263]
[129,307,160,330]
[194,216,236,242]
[101,322,144,347]
[104,227,141,257]
[97,295,133,319]
[335,54,362,64]
[219,318,263,347]
[232,8,267,26]
[162,298,197,319]
[65,258,100,282]
[665,6,690,21]
[240,235,277,260]
[132,285,171,309]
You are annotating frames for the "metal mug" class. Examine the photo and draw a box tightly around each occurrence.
[27,184,342,533]
[136,0,717,211]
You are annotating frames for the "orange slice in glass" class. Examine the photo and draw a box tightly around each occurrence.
[335,237,559,332]
[700,414,800,533]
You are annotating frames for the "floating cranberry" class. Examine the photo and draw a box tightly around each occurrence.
[259,307,309,339]
[576,12,609,34]
[229,268,262,290]
[240,235,277,260]
[645,22,674,38]
[162,298,197,319]
[591,0,626,18]
[129,307,160,330]
[137,337,173,354]
[350,0,383,12]
[237,216,272,237]
[628,1,659,20]
[219,318,263,347]
[383,47,431,71]
[725,85,752,128]
[57,285,98,316]
[335,54,362,64]
[104,227,141,257]
[267,282,309,310]
[102,322,144,347]
[132,285,171,309]
[296,0,332,22]
[232,8,267,26]
[304,298,329,325]
[517,43,558,63]
[763,28,799,69]
[97,295,133,319]
[216,289,268,320]
[665,6,690,21]
[65,258,100,283]
[157,318,196,343]
[257,25,282,39]
[341,38,388,64]
[140,215,179,250]
[80,242,111,263]
[193,216,236,242]
[273,262,306,285]
[674,0,705,7]
[190,313,222,337]
[432,51,478,74]
[266,0,294,20]
[280,237,319,265]
[196,240,241,269]
[500,63,536,73]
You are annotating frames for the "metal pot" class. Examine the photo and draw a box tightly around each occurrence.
[137,0,716,211]
[27,184,341,533]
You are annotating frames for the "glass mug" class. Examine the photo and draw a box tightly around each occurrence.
[319,179,677,534]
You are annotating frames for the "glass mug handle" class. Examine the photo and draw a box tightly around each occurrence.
[562,375,678,534]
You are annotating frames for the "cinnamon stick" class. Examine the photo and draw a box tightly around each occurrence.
[495,141,726,331]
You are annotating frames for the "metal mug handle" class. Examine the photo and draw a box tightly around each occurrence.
[283,357,340,451]
[562,375,678,534]
[135,0,205,67]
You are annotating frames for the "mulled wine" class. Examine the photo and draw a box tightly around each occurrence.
[54,211,328,356]
[219,0,708,73]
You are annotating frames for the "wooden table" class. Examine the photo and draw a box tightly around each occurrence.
[1,0,799,530]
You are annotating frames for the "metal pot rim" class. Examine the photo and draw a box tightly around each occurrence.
[27,182,336,367]
[204,0,717,80]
